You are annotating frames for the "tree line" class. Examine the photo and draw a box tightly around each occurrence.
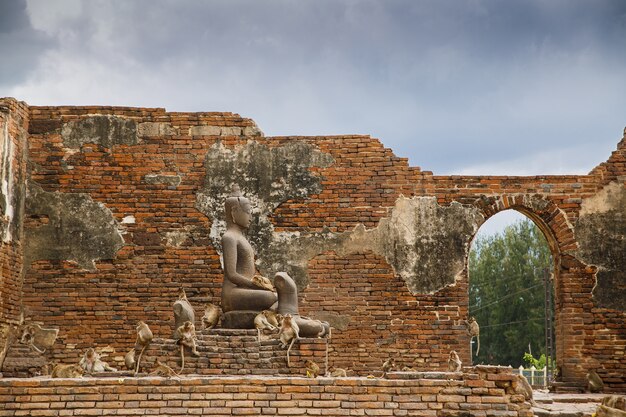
[469,216,553,367]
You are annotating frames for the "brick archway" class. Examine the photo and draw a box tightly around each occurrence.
[471,193,583,381]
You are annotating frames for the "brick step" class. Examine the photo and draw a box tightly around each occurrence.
[136,331,329,376]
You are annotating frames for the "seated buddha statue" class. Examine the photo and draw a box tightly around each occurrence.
[220,185,329,337]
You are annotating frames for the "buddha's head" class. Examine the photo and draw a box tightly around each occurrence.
[225,185,252,229]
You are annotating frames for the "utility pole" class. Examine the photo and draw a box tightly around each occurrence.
[543,267,555,378]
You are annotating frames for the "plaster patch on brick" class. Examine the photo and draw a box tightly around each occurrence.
[24,182,125,270]
[164,229,190,248]
[61,115,138,148]
[144,174,182,187]
[137,122,178,137]
[575,180,626,311]
[0,116,14,242]
[274,196,483,294]
[309,311,350,330]
[195,140,334,281]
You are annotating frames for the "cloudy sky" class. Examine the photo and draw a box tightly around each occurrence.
[2,0,625,234]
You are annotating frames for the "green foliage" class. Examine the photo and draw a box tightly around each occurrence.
[523,352,547,369]
[469,215,553,367]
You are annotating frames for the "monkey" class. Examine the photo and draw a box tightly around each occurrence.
[382,357,396,377]
[587,369,604,393]
[124,348,136,371]
[79,348,118,374]
[464,317,480,357]
[265,311,282,328]
[201,303,221,330]
[401,366,415,372]
[305,359,320,378]
[511,374,549,409]
[51,363,84,378]
[251,274,275,291]
[328,367,348,377]
[601,395,626,411]
[149,359,179,378]
[254,310,280,342]
[278,314,299,367]
[19,323,58,354]
[176,320,200,372]
[448,350,462,372]
[134,321,153,374]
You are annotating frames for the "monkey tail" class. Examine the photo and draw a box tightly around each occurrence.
[179,344,185,373]
[476,335,480,357]
[286,338,296,367]
[135,345,147,375]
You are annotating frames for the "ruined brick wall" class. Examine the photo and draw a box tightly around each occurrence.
[0,98,29,364]
[6,101,625,390]
[0,366,533,417]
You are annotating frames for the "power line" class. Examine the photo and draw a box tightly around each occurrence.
[480,317,542,330]
[470,282,543,314]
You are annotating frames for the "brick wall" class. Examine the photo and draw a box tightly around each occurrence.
[2,102,625,390]
[0,366,533,417]
[0,98,29,365]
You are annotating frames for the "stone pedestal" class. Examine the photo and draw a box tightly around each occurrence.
[222,311,257,329]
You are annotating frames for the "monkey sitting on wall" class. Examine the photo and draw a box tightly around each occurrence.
[382,357,396,377]
[201,303,221,330]
[51,363,84,378]
[176,320,200,372]
[305,360,320,378]
[464,317,480,357]
[134,321,153,374]
[587,369,605,393]
[448,350,462,372]
[278,314,299,366]
[149,359,179,378]
[79,348,118,374]
[254,310,282,342]
[327,367,348,377]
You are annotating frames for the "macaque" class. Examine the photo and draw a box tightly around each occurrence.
[19,323,58,354]
[587,369,604,393]
[382,357,396,377]
[305,359,320,378]
[201,303,221,330]
[149,359,179,378]
[402,366,415,372]
[251,274,275,291]
[79,348,117,374]
[513,374,547,409]
[254,310,280,342]
[448,350,462,372]
[134,321,153,374]
[601,395,626,410]
[464,317,480,357]
[328,367,348,377]
[124,349,136,371]
[278,314,300,366]
[176,320,199,372]
[51,363,84,378]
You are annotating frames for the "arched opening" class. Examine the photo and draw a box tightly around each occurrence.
[468,209,556,382]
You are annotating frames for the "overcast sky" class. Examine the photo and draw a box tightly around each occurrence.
[2,0,625,234]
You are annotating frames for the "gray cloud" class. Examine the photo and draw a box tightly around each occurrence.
[6,0,626,174]
[0,0,55,88]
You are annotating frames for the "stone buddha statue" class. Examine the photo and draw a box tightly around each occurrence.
[220,185,329,337]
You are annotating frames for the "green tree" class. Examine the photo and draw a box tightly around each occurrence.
[469,216,553,367]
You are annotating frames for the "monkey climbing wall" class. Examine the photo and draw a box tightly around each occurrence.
[0,97,624,391]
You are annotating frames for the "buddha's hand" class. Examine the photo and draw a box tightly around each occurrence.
[251,274,275,291]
